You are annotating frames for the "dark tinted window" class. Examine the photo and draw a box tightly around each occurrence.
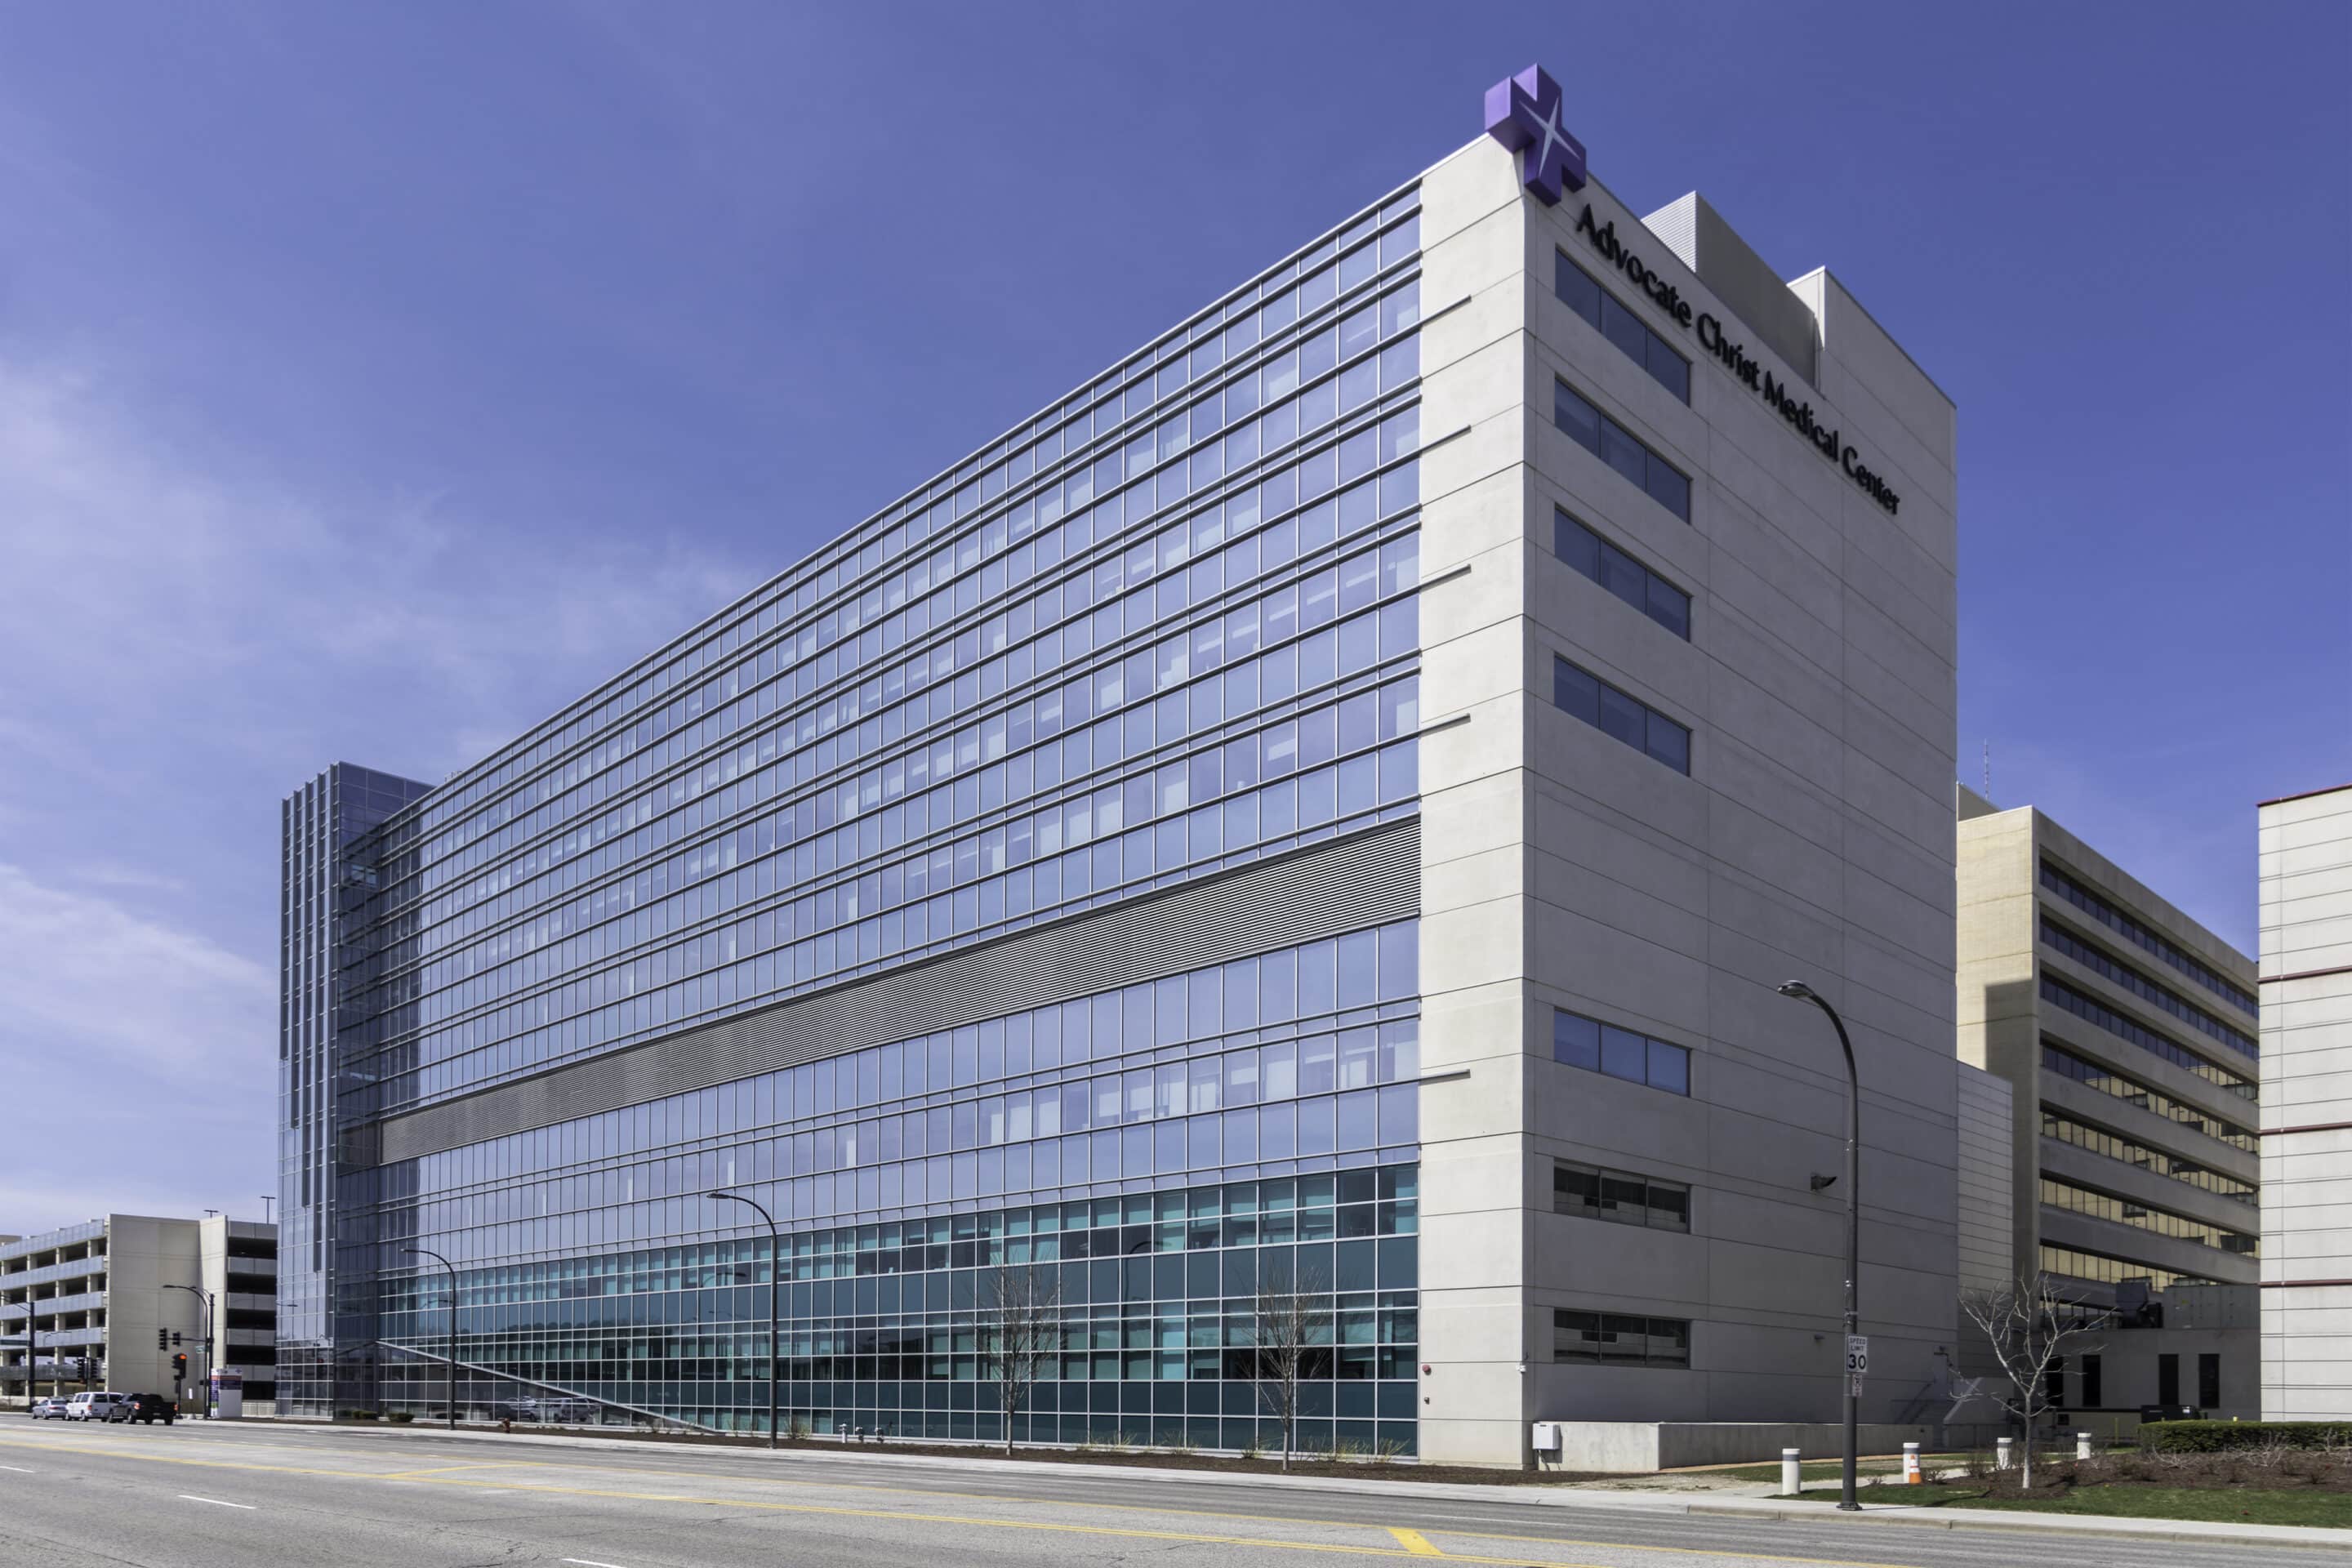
[1553,252,1601,324]
[1554,381,1690,522]
[1552,660,1601,728]
[1597,684,1646,751]
[1555,253,1690,405]
[1555,1308,1690,1366]
[1552,1010,1600,1071]
[1646,710,1690,773]
[1551,1008,1690,1096]
[1552,656,1690,776]
[1552,380,1601,450]
[1601,292,1650,366]
[1647,336,1690,400]
[1553,511,1690,640]
[1645,573,1690,639]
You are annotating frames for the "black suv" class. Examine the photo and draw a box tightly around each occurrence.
[119,1393,176,1425]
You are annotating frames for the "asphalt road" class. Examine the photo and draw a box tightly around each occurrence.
[0,1418,2321,1568]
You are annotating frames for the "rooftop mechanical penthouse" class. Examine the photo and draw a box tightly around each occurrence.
[280,69,1958,1464]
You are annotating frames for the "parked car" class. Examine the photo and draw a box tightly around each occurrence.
[65,1392,131,1422]
[28,1396,67,1419]
[114,1392,176,1426]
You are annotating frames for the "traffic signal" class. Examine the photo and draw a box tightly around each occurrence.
[158,1329,169,1350]
[172,1352,187,1383]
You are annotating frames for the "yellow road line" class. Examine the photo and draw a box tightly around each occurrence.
[76,1431,1829,1568]
[0,1438,1589,1566]
[0,1433,1925,1568]
[462,1459,1931,1568]
[1388,1526,1446,1555]
[379,1473,1615,1565]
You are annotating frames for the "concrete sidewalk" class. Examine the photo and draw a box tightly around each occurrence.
[259,1419,2352,1552]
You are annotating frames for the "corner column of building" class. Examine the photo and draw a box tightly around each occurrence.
[1954,800,2043,1316]
[1412,140,1537,1467]
[2259,784,2352,1419]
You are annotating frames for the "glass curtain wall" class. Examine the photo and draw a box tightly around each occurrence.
[302,183,1429,1447]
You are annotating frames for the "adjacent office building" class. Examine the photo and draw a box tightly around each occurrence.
[2,1214,278,1411]
[1957,789,2261,1415]
[2257,782,2352,1419]
[281,764,433,1405]
[279,69,1959,1463]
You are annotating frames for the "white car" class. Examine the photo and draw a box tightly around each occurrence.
[65,1392,130,1422]
[28,1396,67,1419]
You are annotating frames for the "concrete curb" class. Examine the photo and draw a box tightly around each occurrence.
[247,1421,2352,1550]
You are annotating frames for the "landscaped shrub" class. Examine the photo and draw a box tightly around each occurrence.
[2140,1420,2352,1453]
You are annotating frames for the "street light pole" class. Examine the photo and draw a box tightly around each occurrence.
[162,1284,213,1419]
[708,1190,779,1449]
[403,1248,459,1430]
[1776,980,1862,1512]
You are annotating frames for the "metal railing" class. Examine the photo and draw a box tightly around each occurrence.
[352,1343,728,1437]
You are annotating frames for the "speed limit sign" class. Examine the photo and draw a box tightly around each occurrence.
[1844,1334,1869,1376]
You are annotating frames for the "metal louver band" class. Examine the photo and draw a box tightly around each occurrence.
[371,817,1419,1165]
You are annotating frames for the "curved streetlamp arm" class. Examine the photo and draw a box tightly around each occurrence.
[709,1191,782,1449]
[403,1247,460,1430]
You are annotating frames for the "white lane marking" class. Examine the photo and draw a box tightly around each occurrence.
[561,1559,634,1568]
[178,1494,257,1509]
[0,1463,31,1472]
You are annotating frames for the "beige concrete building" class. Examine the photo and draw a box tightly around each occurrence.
[2257,781,2352,1419]
[1957,791,2261,1413]
[1412,104,1960,1465]
[2,1214,278,1413]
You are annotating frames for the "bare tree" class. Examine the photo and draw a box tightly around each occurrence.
[1959,1271,2112,1489]
[1251,1267,1332,1472]
[979,1262,1062,1456]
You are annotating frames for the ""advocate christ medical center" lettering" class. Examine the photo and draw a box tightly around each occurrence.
[1575,204,1903,516]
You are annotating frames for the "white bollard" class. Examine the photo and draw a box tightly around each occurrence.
[1995,1436,2013,1471]
[1903,1441,1922,1485]
[1781,1447,1802,1495]
[2076,1430,2092,1460]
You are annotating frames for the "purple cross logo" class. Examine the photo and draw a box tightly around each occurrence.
[1484,65,1587,206]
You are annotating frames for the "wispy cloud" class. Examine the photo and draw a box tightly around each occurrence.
[0,862,275,1227]
[0,863,270,1066]
[0,357,756,788]
[71,864,189,894]
[0,354,763,1231]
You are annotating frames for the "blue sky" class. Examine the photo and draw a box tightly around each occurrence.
[0,2,2343,1232]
